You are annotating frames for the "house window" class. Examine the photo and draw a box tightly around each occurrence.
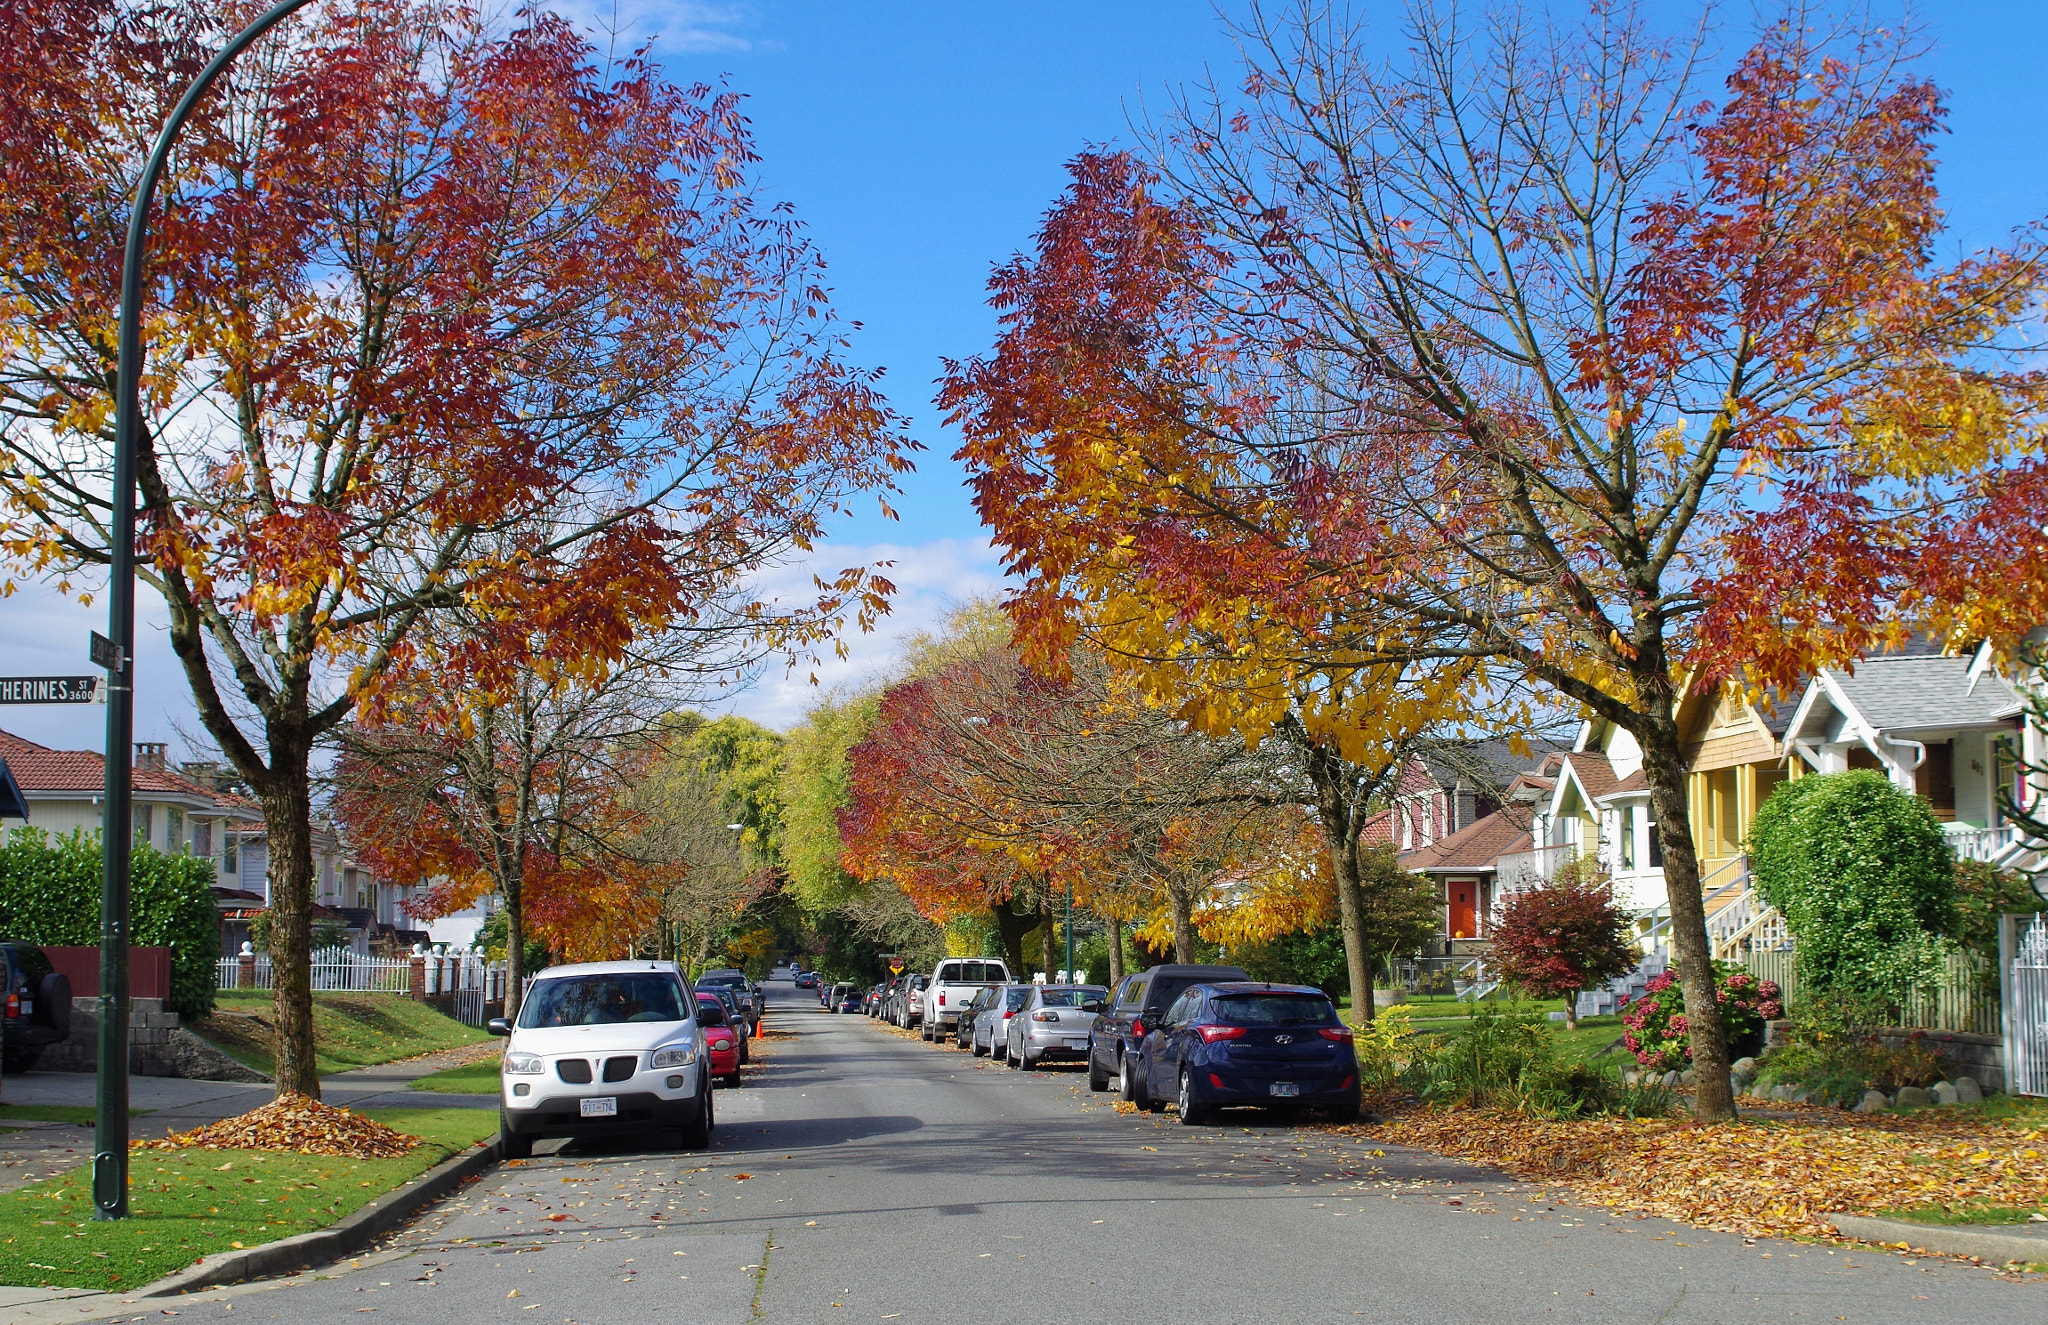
[167,806,184,851]
[192,818,213,857]
[223,837,238,874]
[132,804,153,847]
[1620,806,1636,871]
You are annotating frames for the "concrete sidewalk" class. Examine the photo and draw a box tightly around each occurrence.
[0,1043,499,1193]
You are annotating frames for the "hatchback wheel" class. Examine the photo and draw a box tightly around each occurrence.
[1177,1070,1211,1125]
[1018,1044,1035,1070]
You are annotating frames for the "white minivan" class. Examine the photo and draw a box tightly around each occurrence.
[919,957,1013,1041]
[490,961,713,1159]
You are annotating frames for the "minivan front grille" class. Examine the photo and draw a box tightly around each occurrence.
[556,1058,593,1084]
[602,1055,637,1083]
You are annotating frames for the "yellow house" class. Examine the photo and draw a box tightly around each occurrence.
[1679,679,1795,895]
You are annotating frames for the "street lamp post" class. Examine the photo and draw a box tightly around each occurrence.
[96,0,320,1221]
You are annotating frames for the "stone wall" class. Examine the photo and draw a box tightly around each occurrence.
[34,997,269,1083]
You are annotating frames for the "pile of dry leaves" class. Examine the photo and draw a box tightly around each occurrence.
[140,1093,420,1159]
[1367,1102,2047,1241]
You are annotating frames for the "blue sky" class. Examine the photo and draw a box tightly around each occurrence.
[7,0,2047,751]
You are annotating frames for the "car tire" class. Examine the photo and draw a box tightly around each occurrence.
[1018,1044,1034,1070]
[1117,1054,1140,1104]
[1087,1053,1111,1092]
[724,1071,742,1089]
[680,1084,713,1150]
[1178,1070,1211,1125]
[1327,1094,1361,1125]
[2,1046,43,1075]
[498,1117,533,1160]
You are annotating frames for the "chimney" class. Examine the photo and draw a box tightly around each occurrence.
[134,742,168,772]
[179,760,217,789]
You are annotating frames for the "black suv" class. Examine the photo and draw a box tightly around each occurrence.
[1086,963,1249,1100]
[1,943,73,1073]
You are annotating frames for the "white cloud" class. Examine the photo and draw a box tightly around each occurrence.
[546,0,762,56]
[0,537,1007,757]
[719,536,1007,730]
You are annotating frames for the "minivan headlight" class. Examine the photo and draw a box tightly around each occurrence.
[651,1043,698,1068]
[502,1052,543,1075]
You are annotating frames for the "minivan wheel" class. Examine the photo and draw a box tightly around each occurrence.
[1177,1070,1211,1125]
[680,1085,713,1150]
[1118,1055,1138,1104]
[498,1116,533,1160]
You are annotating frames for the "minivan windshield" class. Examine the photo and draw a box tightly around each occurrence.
[518,974,688,1028]
[1210,993,1336,1026]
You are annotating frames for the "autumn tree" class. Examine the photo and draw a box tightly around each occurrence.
[944,4,2046,1121]
[0,1,911,1095]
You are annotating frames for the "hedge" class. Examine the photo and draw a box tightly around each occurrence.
[0,829,219,1019]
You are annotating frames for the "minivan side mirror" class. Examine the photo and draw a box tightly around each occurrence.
[487,1018,511,1037]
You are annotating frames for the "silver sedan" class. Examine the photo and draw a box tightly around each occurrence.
[972,984,1032,1059]
[1006,984,1109,1069]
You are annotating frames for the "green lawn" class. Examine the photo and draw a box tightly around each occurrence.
[194,992,491,1078]
[1876,1201,2048,1227]
[409,1059,502,1095]
[0,1106,153,1126]
[0,1106,497,1292]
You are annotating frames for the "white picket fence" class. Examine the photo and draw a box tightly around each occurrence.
[215,945,506,1020]
[2004,912,2048,1099]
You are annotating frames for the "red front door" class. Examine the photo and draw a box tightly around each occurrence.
[1449,881,1477,939]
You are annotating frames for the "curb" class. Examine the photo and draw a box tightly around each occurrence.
[1825,1213,2048,1266]
[140,1135,502,1296]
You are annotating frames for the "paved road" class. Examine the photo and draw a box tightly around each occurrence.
[32,974,2045,1324]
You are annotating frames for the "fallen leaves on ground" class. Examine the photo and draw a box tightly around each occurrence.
[1363,1099,2047,1242]
[139,1093,420,1158]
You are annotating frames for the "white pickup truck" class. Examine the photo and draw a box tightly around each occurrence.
[919,957,1013,1041]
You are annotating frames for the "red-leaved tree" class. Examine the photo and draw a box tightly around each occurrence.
[1488,864,1638,1031]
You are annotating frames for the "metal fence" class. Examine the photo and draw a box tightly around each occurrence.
[2004,912,2048,1098]
[1741,943,2002,1037]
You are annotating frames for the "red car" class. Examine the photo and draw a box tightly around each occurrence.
[696,993,744,1088]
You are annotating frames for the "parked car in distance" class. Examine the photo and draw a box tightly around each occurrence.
[0,943,71,1073]
[695,993,743,1088]
[697,969,758,1028]
[694,984,749,1063]
[1134,982,1359,1125]
[1006,984,1108,1069]
[920,957,1011,1042]
[1086,963,1250,1100]
[972,983,1033,1059]
[895,973,929,1029]
[490,960,713,1159]
[953,985,997,1049]
[794,972,818,989]
[831,982,861,1013]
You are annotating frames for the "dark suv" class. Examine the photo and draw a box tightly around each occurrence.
[1,943,73,1073]
[1086,963,1249,1100]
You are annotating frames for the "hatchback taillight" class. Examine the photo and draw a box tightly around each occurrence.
[1032,1010,1060,1022]
[1198,1025,1245,1043]
[1318,1027,1355,1043]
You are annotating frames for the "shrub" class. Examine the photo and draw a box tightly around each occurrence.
[1487,859,1639,1028]
[1621,961,1781,1072]
[1754,999,1944,1101]
[1354,1001,1422,1090]
[1408,1002,1552,1108]
[0,828,219,1019]
[1748,770,1956,1009]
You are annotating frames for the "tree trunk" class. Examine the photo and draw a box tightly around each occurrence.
[1638,699,1735,1123]
[1303,743,1373,1026]
[1042,898,1059,977]
[1563,988,1579,1032]
[504,872,526,1021]
[1107,917,1124,985]
[1167,878,1195,963]
[258,754,321,1099]
[990,895,1033,976]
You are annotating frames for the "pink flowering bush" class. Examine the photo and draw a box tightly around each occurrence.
[1621,961,1783,1071]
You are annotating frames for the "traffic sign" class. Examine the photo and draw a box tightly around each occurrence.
[90,631,124,671]
[0,676,100,705]
[888,959,905,975]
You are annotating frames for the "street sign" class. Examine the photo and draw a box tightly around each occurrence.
[888,959,905,975]
[0,676,100,705]
[90,631,124,671]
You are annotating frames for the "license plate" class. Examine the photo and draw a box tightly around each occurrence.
[579,1097,617,1118]
[1269,1082,1300,1098]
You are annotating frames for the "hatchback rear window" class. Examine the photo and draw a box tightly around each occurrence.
[1210,994,1336,1025]
[519,975,688,1027]
[1003,987,1030,1010]
[1037,988,1107,1009]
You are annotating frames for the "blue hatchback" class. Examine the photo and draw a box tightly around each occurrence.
[1136,982,1359,1125]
